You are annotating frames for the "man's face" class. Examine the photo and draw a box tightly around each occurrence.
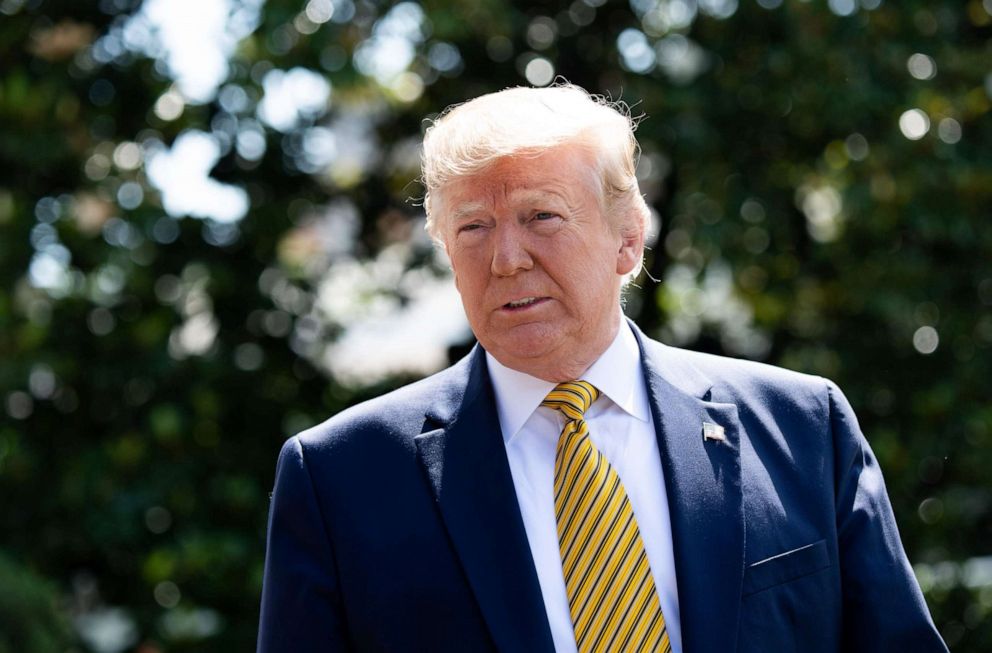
[439,145,642,382]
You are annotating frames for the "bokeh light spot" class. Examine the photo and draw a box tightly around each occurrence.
[305,0,334,24]
[827,0,856,16]
[937,117,961,144]
[115,0,264,103]
[899,108,930,140]
[113,141,142,170]
[740,198,765,223]
[88,307,116,335]
[117,182,144,210]
[236,121,267,161]
[146,130,249,223]
[257,67,331,133]
[913,326,939,354]
[428,42,462,74]
[352,2,424,84]
[656,34,707,84]
[6,391,33,420]
[844,133,869,161]
[29,364,57,399]
[152,217,180,244]
[145,506,173,533]
[797,184,843,242]
[699,0,738,19]
[154,87,185,121]
[154,581,181,608]
[569,1,596,26]
[234,343,265,371]
[526,17,557,50]
[618,29,656,73]
[217,84,249,114]
[524,57,555,86]
[918,497,944,524]
[390,71,425,103]
[907,53,937,80]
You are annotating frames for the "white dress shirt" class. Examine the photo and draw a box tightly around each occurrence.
[487,322,683,653]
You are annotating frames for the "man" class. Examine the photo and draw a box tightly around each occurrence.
[258,84,947,652]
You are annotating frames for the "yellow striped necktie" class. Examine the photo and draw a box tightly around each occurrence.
[542,381,670,653]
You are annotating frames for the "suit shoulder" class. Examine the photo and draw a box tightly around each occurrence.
[647,339,831,413]
[294,356,471,453]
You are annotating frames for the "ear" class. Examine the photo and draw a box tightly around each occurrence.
[615,224,645,276]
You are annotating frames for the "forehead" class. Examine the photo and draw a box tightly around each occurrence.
[438,147,600,213]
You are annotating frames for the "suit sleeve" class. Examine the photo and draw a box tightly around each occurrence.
[827,380,947,652]
[257,436,352,652]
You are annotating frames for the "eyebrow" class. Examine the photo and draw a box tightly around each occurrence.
[447,188,570,224]
[448,201,488,223]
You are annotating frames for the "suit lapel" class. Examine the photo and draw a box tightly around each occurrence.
[415,348,555,653]
[635,329,745,653]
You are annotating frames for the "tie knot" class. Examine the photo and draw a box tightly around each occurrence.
[541,381,600,421]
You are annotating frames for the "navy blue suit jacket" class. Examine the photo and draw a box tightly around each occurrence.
[258,325,946,652]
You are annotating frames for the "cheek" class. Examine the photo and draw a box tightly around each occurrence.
[448,245,471,288]
[450,261,485,310]
[568,251,618,303]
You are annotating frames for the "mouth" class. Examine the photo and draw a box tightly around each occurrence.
[501,296,549,311]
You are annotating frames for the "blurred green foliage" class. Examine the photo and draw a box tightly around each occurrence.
[0,552,73,653]
[0,0,989,650]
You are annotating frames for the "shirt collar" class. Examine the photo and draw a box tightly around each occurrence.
[486,320,651,444]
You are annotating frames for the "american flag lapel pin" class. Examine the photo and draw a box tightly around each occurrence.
[702,421,726,443]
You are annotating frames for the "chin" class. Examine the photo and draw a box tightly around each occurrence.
[486,333,560,364]
[489,322,562,354]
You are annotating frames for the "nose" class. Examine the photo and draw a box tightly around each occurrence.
[490,223,533,277]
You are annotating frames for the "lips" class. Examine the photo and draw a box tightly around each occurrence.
[501,296,549,311]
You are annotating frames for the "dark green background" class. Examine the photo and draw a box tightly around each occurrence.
[1,0,989,650]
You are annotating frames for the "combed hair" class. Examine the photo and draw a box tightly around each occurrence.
[421,83,650,279]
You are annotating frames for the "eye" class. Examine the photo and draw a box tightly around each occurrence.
[456,222,489,237]
[529,211,563,233]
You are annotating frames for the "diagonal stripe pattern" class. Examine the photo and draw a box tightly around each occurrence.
[542,381,671,653]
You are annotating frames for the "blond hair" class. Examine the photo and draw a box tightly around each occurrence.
[421,83,650,279]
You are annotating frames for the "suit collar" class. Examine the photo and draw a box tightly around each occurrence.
[628,320,714,400]
[416,347,557,653]
[631,323,745,653]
